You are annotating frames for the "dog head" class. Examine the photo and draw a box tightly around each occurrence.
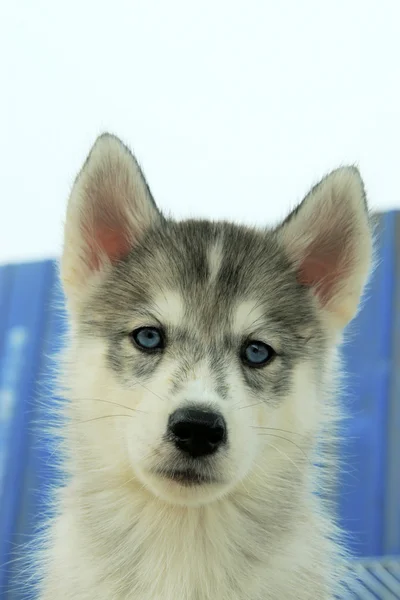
[61,134,372,506]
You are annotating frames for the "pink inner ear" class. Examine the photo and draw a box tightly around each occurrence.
[87,225,132,271]
[297,238,343,305]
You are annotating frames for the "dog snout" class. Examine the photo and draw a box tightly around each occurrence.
[168,407,227,458]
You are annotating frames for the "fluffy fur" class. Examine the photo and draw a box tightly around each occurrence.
[35,134,372,599]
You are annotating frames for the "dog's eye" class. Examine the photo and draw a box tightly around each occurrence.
[241,340,275,367]
[131,327,164,351]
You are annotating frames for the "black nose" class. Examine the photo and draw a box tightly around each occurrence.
[168,408,227,458]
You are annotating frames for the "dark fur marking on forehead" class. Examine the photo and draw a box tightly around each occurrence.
[79,217,327,401]
[84,218,320,334]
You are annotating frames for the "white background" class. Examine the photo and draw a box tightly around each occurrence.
[0,0,399,263]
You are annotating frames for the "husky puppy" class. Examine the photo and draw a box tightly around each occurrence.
[37,134,372,599]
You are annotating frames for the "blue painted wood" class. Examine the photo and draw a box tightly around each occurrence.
[0,261,54,596]
[0,264,14,509]
[337,212,395,557]
[384,211,400,556]
[7,262,60,600]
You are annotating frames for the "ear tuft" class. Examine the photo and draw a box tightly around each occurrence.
[62,134,161,307]
[276,167,373,329]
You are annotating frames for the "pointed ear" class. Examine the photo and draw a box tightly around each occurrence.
[61,134,162,307]
[276,167,373,329]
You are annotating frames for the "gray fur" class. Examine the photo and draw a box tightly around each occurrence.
[31,133,373,600]
[81,218,325,405]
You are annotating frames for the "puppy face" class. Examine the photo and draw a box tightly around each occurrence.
[61,135,372,506]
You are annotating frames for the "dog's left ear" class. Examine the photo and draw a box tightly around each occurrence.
[276,167,373,329]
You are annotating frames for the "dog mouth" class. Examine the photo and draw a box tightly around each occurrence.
[156,467,217,487]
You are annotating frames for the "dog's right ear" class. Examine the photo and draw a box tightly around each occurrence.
[61,134,162,310]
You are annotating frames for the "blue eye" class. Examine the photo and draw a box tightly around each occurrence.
[131,327,164,351]
[242,340,275,367]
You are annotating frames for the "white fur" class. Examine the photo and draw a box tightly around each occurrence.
[33,135,373,600]
[38,343,342,600]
